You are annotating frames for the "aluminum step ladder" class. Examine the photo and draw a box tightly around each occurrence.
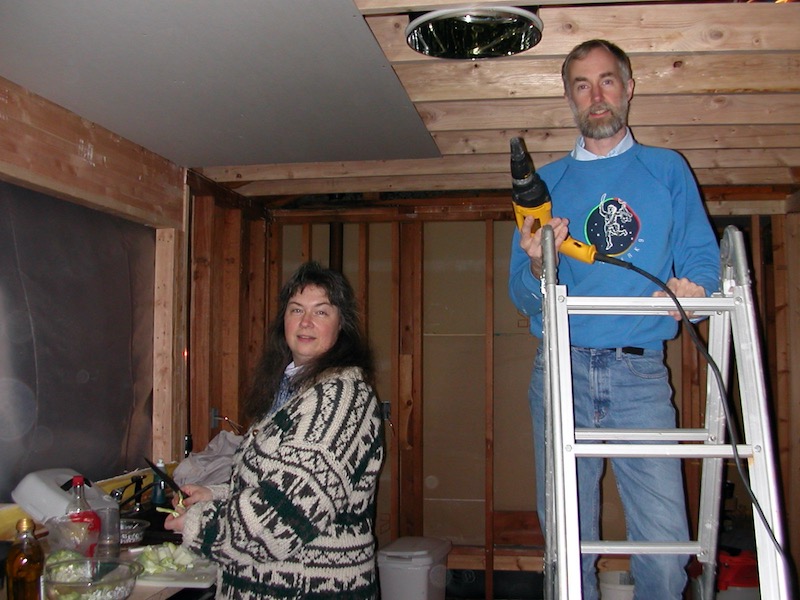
[540,225,791,599]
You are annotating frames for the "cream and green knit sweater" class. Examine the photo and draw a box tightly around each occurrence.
[180,367,384,599]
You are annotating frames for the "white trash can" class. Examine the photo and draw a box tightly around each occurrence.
[599,570,634,600]
[378,536,451,600]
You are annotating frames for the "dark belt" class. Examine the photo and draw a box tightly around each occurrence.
[621,346,644,355]
[568,346,646,355]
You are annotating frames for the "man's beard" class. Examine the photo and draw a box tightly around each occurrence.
[571,97,629,140]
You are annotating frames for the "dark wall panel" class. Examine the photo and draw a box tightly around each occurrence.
[0,180,154,501]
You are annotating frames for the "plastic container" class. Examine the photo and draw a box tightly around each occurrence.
[378,536,451,600]
[598,570,634,600]
[718,549,758,591]
[691,579,760,600]
[12,468,117,523]
[689,549,760,599]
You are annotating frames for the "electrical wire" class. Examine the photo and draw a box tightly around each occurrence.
[594,252,791,575]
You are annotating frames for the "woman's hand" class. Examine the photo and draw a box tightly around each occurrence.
[177,484,213,507]
[161,484,213,532]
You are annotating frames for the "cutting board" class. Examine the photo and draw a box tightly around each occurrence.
[125,547,217,588]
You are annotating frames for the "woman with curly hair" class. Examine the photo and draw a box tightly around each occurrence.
[166,262,384,599]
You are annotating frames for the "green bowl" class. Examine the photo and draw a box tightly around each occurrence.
[43,558,144,600]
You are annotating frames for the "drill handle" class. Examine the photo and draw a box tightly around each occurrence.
[513,201,597,264]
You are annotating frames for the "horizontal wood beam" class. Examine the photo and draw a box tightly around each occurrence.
[0,75,185,229]
[416,94,800,131]
[203,148,800,187]
[225,166,798,197]
[262,188,799,222]
[431,125,800,155]
[358,0,709,17]
[395,55,800,102]
[366,4,800,61]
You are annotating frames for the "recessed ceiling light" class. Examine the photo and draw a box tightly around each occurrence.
[405,6,543,60]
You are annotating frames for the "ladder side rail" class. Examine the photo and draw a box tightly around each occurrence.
[541,227,558,600]
[541,226,583,599]
[695,306,733,600]
[730,283,791,598]
[722,225,790,598]
[551,282,582,599]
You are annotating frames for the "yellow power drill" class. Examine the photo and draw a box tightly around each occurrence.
[510,137,597,264]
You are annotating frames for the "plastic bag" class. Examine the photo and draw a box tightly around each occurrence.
[172,431,242,487]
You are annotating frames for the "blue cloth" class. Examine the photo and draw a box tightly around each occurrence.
[508,142,721,349]
[269,362,301,415]
[530,347,690,599]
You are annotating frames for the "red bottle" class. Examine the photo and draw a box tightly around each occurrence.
[65,475,101,557]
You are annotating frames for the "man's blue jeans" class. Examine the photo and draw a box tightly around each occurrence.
[529,346,690,599]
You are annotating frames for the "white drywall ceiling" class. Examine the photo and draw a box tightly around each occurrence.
[0,0,439,167]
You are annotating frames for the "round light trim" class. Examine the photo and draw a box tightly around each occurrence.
[405,6,543,60]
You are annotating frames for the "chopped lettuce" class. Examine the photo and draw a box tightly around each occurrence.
[135,542,200,575]
[46,549,85,566]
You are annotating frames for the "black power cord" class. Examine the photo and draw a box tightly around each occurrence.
[595,252,792,579]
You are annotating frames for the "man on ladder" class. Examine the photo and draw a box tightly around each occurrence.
[508,39,720,598]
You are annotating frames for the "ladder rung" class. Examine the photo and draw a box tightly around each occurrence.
[581,540,702,555]
[564,296,736,315]
[569,443,753,459]
[575,428,710,442]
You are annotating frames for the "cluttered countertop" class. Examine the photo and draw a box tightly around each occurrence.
[1,464,217,600]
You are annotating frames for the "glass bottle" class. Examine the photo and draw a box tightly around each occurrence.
[5,517,44,600]
[65,475,101,557]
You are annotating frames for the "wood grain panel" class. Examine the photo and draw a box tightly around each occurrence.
[416,94,800,131]
[0,75,184,228]
[219,208,243,433]
[432,125,800,155]
[367,4,800,62]
[394,54,800,102]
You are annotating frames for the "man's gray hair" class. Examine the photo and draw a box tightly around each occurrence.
[561,39,633,96]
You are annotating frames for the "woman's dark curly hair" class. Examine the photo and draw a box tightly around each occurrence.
[242,261,375,420]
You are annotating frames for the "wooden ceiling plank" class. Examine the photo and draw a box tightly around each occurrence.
[432,125,800,155]
[416,94,800,130]
[357,0,718,17]
[203,148,800,187]
[395,54,800,102]
[233,165,798,197]
[367,4,800,62]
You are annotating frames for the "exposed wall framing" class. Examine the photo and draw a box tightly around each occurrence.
[182,192,800,597]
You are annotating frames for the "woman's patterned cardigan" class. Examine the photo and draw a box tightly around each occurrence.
[180,366,385,599]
